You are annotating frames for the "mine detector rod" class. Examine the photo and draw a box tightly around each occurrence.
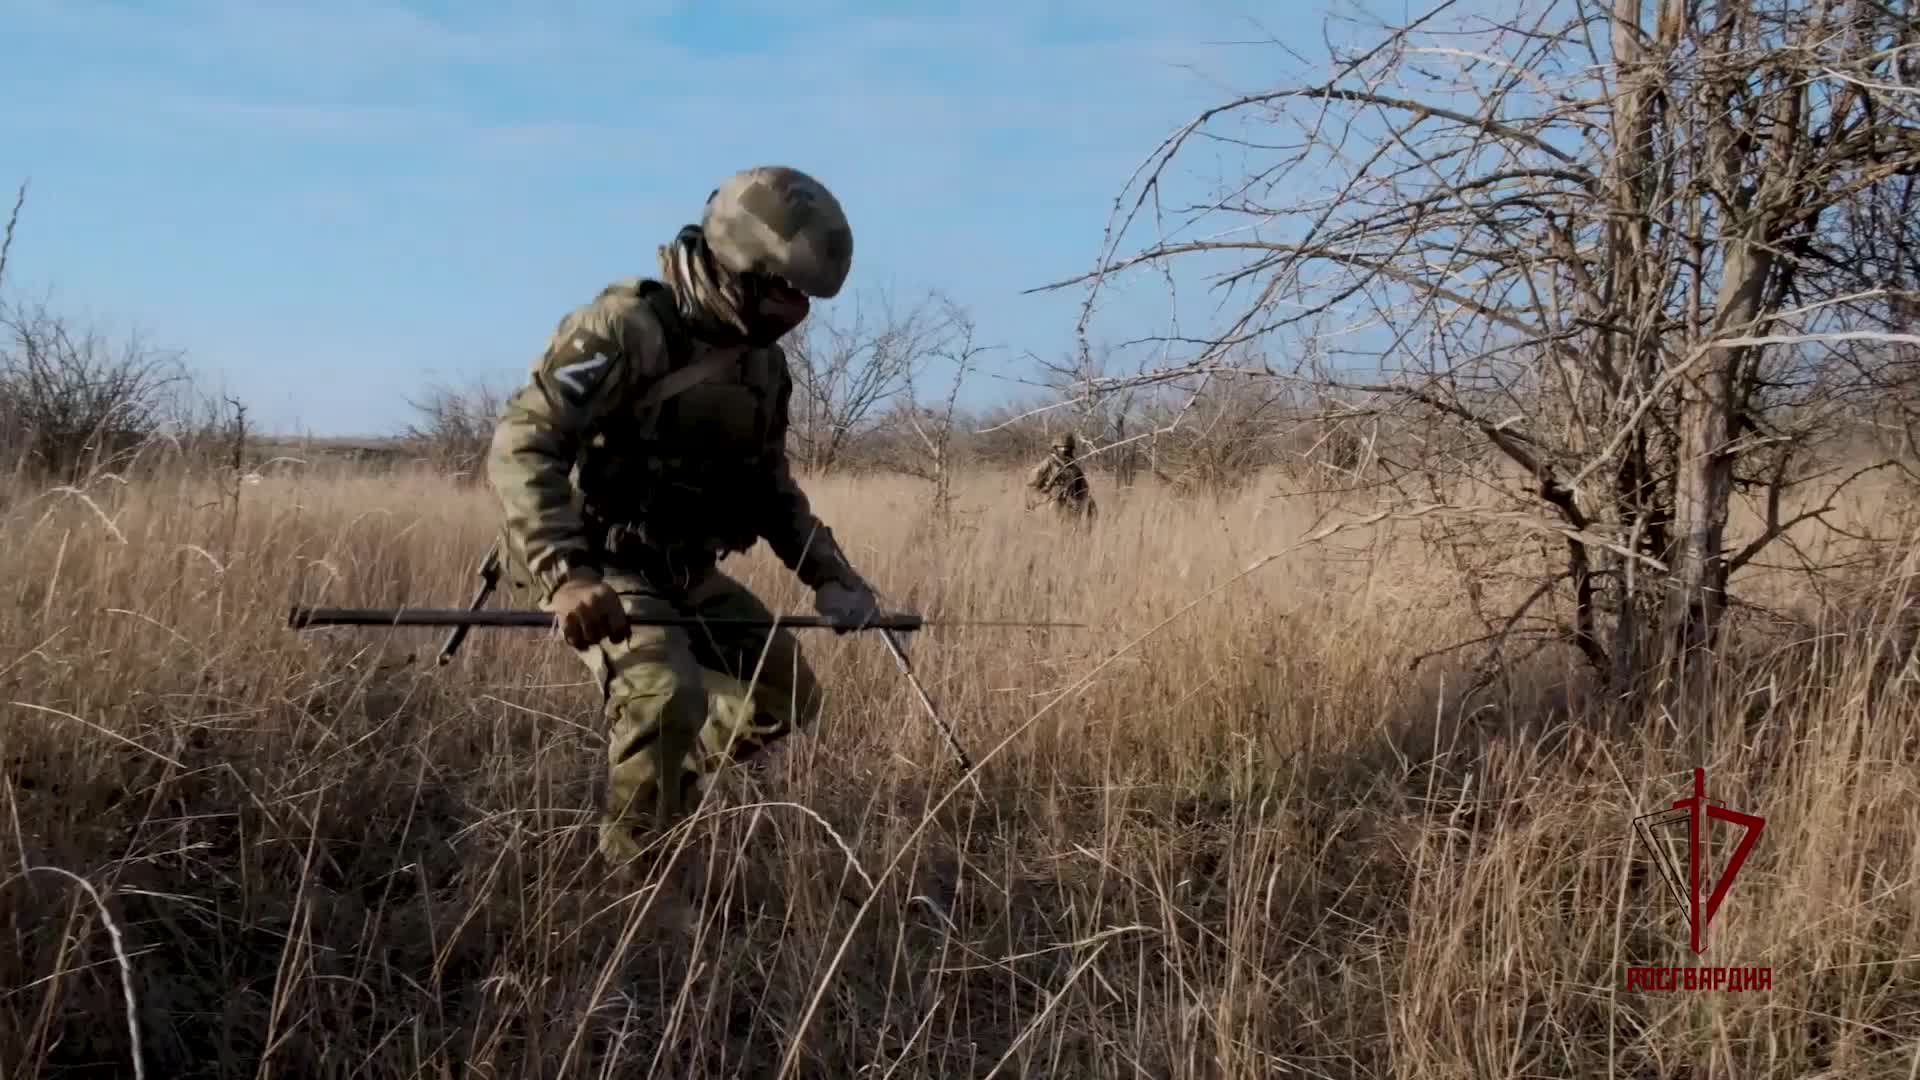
[872,621,977,778]
[287,607,1075,634]
[290,598,1080,781]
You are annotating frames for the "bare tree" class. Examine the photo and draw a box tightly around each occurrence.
[1827,171,1920,471]
[888,300,995,520]
[0,181,198,482]
[786,288,961,473]
[401,377,507,481]
[0,180,24,296]
[1038,0,1920,694]
[0,296,190,483]
[1129,370,1307,493]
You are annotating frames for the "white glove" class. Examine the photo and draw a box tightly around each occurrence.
[814,579,880,633]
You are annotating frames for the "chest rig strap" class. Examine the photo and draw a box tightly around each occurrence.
[632,280,737,434]
[631,349,738,424]
[583,280,746,592]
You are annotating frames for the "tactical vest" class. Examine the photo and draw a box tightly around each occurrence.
[574,279,786,569]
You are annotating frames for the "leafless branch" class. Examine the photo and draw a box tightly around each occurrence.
[1036,0,1920,690]
[787,287,962,473]
[0,179,25,295]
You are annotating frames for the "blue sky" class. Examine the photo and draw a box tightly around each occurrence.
[3,0,1366,436]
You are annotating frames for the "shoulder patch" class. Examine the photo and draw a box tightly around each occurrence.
[552,338,613,398]
[529,284,675,410]
[534,325,618,407]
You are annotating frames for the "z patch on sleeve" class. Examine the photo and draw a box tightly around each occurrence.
[553,337,611,397]
[536,330,621,409]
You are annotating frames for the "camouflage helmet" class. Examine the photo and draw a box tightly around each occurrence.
[1052,432,1078,454]
[702,166,854,299]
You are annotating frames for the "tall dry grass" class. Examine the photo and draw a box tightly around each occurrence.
[1,457,1917,1078]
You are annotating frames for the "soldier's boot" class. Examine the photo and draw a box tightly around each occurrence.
[598,682,709,868]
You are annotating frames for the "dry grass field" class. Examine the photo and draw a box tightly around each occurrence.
[2,454,1918,1078]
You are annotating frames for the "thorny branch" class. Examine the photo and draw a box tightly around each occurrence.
[0,180,25,295]
[1026,0,1920,689]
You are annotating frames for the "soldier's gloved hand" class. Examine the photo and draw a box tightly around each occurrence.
[545,568,629,649]
[814,578,880,634]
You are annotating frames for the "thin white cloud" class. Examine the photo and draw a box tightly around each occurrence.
[0,0,1338,431]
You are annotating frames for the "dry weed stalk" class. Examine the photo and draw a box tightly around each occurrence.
[0,460,1912,1077]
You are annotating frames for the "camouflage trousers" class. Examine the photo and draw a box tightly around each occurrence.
[590,565,820,861]
[505,543,821,863]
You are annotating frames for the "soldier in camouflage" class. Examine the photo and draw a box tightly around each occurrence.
[1026,432,1097,521]
[486,165,881,864]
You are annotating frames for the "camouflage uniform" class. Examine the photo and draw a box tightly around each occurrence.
[486,166,873,863]
[1027,433,1096,520]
